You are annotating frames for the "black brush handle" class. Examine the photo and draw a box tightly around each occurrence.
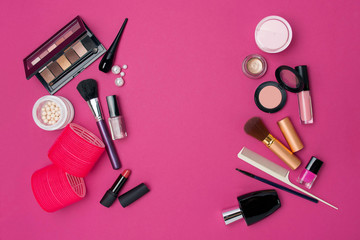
[99,18,128,73]
[97,119,121,169]
[236,169,318,203]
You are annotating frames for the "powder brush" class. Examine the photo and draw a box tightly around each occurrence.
[77,79,121,169]
[244,117,301,170]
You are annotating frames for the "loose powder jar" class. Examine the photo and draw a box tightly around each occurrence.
[242,54,267,79]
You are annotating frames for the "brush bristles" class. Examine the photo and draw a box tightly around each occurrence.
[77,79,98,101]
[244,117,269,141]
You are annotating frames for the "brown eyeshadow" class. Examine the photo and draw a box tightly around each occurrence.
[55,37,65,45]
[56,55,71,70]
[47,62,63,77]
[64,48,80,64]
[39,68,55,83]
[72,41,87,57]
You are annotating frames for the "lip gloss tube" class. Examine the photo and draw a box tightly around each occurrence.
[295,65,313,124]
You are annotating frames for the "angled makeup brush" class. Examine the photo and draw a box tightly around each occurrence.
[99,18,128,73]
[244,117,301,170]
[235,168,318,203]
[77,79,121,169]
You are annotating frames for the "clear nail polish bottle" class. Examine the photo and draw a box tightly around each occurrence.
[297,156,323,189]
[106,95,127,140]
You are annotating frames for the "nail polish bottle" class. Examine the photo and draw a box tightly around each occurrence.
[222,189,281,226]
[295,65,313,124]
[106,95,127,140]
[297,157,323,189]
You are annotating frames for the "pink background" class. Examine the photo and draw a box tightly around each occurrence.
[1,0,359,239]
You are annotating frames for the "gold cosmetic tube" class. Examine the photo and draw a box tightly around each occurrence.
[262,134,301,170]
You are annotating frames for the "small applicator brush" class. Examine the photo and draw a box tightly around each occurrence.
[244,117,301,170]
[77,79,121,169]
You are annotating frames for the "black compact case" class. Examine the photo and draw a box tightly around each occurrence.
[23,16,106,94]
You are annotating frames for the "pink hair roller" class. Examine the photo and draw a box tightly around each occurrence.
[48,123,105,177]
[31,164,86,212]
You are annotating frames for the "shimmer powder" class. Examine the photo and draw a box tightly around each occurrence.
[242,54,267,79]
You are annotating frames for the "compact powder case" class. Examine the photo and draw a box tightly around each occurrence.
[254,65,305,113]
[23,16,106,94]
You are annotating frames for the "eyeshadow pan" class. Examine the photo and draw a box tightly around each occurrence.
[64,48,80,63]
[31,57,41,66]
[63,30,73,39]
[56,37,65,45]
[81,36,97,51]
[56,55,71,70]
[39,68,55,83]
[39,50,49,59]
[48,44,57,52]
[73,41,87,57]
[47,62,63,77]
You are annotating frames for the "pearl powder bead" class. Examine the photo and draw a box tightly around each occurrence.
[120,72,125,77]
[46,107,50,111]
[44,119,48,123]
[42,111,46,116]
[55,117,59,121]
[115,77,125,87]
[47,116,51,120]
[122,64,128,69]
[112,65,121,74]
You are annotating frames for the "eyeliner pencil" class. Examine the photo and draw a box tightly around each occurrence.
[236,168,318,203]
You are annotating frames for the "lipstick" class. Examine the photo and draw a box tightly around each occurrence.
[100,169,131,207]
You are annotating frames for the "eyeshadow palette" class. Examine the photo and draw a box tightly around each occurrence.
[23,16,106,94]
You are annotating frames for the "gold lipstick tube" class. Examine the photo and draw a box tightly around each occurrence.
[262,134,301,170]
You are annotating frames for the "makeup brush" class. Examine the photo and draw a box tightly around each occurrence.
[77,79,121,169]
[99,18,128,73]
[244,117,301,170]
[235,168,318,203]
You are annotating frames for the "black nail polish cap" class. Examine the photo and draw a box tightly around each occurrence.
[118,183,149,208]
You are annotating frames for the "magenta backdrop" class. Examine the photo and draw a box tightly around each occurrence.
[1,0,359,239]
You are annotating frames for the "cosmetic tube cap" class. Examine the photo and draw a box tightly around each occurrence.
[106,95,121,117]
[305,157,323,174]
[222,207,243,225]
[118,183,149,207]
[100,190,118,208]
[277,117,304,152]
[295,65,309,91]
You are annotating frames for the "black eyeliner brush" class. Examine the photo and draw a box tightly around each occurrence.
[99,18,128,73]
[235,168,318,203]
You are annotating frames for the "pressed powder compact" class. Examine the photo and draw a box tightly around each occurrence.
[242,54,267,79]
[254,65,307,113]
[23,16,106,94]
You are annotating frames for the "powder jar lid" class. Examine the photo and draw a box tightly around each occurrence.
[305,156,323,174]
[275,65,305,93]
